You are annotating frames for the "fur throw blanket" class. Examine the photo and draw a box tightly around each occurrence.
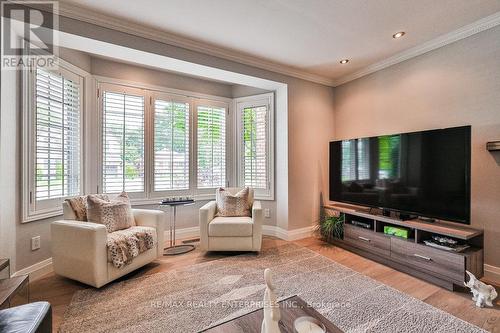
[107,226,155,268]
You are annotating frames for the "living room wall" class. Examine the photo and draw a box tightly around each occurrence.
[5,15,335,272]
[58,19,335,232]
[333,25,500,273]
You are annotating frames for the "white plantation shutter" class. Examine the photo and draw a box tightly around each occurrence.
[153,97,190,191]
[357,138,370,180]
[34,68,82,203]
[236,93,274,199]
[102,90,145,193]
[341,140,356,181]
[197,104,226,188]
[242,106,268,188]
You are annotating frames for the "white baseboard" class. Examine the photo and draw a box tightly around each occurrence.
[262,225,314,241]
[484,264,500,284]
[11,228,500,288]
[164,226,199,241]
[168,224,315,242]
[262,225,289,240]
[12,258,53,282]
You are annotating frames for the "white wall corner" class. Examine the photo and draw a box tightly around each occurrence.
[483,264,500,284]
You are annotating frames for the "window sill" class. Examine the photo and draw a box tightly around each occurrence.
[22,209,63,223]
[130,192,275,207]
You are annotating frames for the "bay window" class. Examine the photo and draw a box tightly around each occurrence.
[97,83,273,202]
[24,73,275,222]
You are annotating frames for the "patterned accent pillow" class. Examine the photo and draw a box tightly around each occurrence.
[87,192,134,232]
[215,187,251,217]
[65,194,109,221]
[114,192,136,226]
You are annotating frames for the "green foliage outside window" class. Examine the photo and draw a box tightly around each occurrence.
[378,135,401,178]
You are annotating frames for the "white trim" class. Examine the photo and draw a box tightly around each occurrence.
[163,224,315,242]
[22,57,89,222]
[54,3,500,88]
[93,76,232,104]
[262,225,314,241]
[12,258,53,282]
[286,226,315,241]
[484,264,500,284]
[27,3,500,88]
[262,225,289,240]
[54,3,334,87]
[235,93,275,200]
[8,225,310,283]
[164,227,200,242]
[333,11,500,86]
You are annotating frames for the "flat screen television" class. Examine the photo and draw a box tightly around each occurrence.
[329,126,471,224]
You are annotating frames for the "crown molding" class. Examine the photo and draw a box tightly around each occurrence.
[43,4,500,88]
[332,11,500,87]
[55,3,336,87]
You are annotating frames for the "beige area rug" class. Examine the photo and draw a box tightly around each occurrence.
[59,243,485,333]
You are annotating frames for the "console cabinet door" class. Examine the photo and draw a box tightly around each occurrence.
[391,238,465,282]
[344,224,390,257]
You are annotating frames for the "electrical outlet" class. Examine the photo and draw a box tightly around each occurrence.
[31,236,41,251]
[264,208,271,218]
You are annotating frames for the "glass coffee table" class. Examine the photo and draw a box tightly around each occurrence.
[202,295,342,333]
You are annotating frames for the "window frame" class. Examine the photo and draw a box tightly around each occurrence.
[235,93,275,200]
[97,82,149,199]
[95,78,233,203]
[150,91,192,199]
[193,99,230,195]
[22,59,88,222]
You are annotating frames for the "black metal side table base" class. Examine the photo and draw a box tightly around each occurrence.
[163,244,195,256]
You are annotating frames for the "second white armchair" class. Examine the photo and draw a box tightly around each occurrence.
[199,187,263,252]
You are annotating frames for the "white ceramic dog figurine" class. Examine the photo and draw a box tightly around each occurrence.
[464,271,498,308]
[261,268,281,333]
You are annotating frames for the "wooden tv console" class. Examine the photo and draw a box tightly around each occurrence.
[324,203,484,291]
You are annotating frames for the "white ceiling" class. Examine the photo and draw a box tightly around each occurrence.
[61,0,500,83]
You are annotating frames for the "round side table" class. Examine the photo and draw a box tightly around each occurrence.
[159,201,196,255]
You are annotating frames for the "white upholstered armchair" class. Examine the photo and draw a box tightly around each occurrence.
[199,188,263,252]
[51,202,165,288]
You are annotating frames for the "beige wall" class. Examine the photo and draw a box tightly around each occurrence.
[91,57,234,98]
[0,66,19,270]
[333,26,500,268]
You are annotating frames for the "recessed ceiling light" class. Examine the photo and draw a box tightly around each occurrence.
[393,31,406,39]
[340,59,349,64]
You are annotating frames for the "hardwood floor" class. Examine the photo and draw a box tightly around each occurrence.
[29,236,500,332]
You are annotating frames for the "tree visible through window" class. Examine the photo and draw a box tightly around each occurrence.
[378,135,401,179]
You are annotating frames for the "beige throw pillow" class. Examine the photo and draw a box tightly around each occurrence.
[216,187,251,217]
[65,194,109,221]
[87,192,134,232]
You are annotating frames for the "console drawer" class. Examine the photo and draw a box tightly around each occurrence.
[344,224,390,257]
[391,238,465,282]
